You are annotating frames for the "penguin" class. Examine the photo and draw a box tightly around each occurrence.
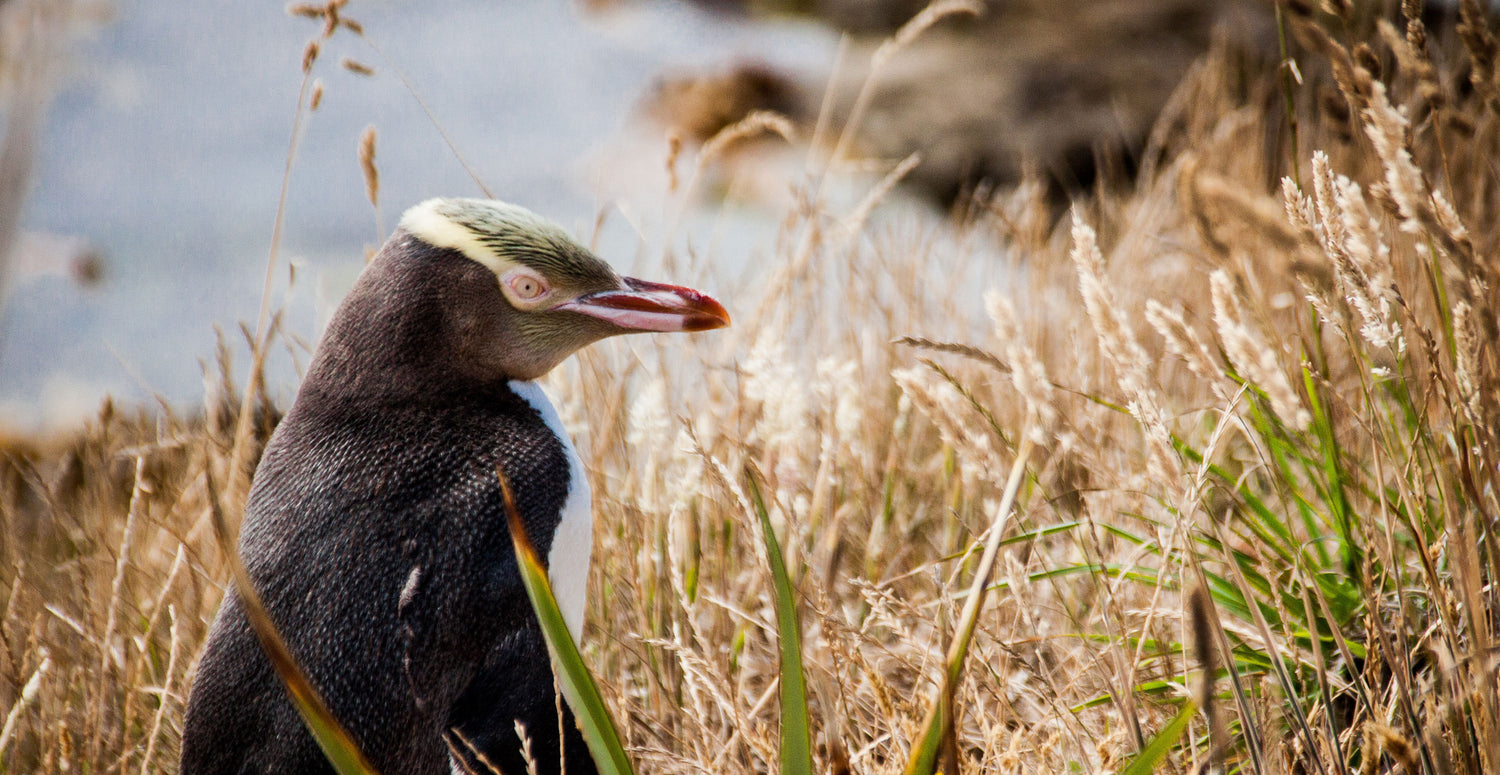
[181,198,729,775]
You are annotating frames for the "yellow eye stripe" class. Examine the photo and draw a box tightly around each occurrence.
[399,198,523,279]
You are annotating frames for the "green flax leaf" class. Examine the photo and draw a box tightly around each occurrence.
[499,469,636,775]
[1117,700,1198,775]
[746,470,815,775]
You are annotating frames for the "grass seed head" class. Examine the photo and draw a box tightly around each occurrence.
[985,291,1055,444]
[358,125,378,208]
[301,40,319,73]
[1210,270,1311,430]
[340,56,374,77]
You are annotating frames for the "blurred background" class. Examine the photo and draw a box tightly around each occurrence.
[0,0,841,430]
[0,0,1295,431]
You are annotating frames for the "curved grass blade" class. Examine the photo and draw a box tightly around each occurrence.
[498,469,636,775]
[905,438,1033,775]
[745,470,815,775]
[1116,700,1197,775]
[204,468,379,775]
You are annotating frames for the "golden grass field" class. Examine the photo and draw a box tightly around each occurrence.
[3,1,1499,773]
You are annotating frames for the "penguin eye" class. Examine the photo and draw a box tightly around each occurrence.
[504,271,549,302]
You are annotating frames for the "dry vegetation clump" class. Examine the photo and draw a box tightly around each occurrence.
[0,340,278,772]
[3,1,1500,773]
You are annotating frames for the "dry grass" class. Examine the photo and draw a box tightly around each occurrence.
[3,2,1499,773]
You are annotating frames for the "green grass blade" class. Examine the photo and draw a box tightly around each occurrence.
[906,438,1034,775]
[904,690,953,775]
[745,471,814,775]
[1302,363,1360,576]
[499,470,636,775]
[205,468,380,775]
[1116,700,1197,775]
[981,561,1167,593]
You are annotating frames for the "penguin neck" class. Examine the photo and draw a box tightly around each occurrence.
[304,236,514,403]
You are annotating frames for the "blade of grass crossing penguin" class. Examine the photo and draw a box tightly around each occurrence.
[501,470,636,775]
[180,198,729,775]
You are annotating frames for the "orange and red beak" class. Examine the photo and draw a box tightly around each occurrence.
[558,277,730,333]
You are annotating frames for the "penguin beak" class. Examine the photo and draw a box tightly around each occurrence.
[558,277,731,332]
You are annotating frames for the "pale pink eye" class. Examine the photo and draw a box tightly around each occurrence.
[509,274,546,300]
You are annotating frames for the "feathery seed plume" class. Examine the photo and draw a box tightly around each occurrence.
[891,365,1005,488]
[301,40,320,73]
[340,57,374,77]
[1210,270,1311,430]
[1144,300,1228,401]
[985,292,1055,444]
[744,330,811,484]
[1453,301,1482,420]
[1362,81,1427,235]
[814,357,866,467]
[1309,155,1398,351]
[358,125,378,209]
[1070,215,1180,482]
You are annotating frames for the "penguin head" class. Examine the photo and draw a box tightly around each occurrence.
[371,197,729,383]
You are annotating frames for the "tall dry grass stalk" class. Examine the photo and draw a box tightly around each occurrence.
[0,0,86,324]
[3,2,1499,773]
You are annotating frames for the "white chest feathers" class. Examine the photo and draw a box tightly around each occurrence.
[507,380,593,642]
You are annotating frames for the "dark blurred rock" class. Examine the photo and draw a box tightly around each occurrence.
[643,0,1276,205]
[673,0,931,34]
[805,0,930,35]
[642,62,805,144]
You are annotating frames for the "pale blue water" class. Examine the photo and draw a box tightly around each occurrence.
[2,0,834,429]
